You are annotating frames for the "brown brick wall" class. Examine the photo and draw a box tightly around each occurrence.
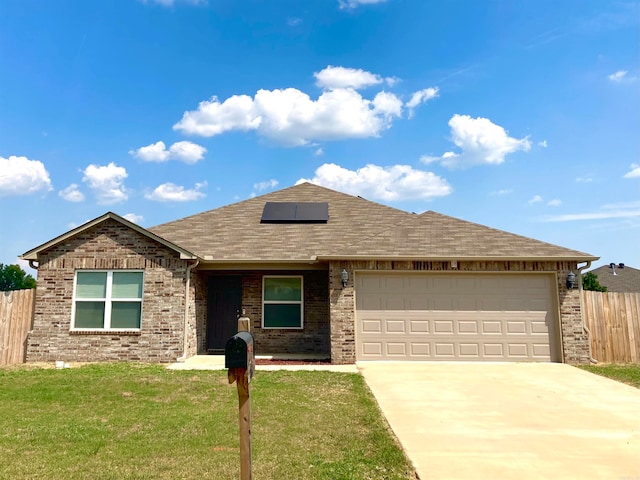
[245,270,330,356]
[27,219,191,363]
[556,264,591,364]
[328,260,591,365]
[194,270,208,354]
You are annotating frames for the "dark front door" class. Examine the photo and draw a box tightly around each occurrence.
[207,275,242,351]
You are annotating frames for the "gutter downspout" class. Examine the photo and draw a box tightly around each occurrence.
[177,259,199,363]
[576,261,597,364]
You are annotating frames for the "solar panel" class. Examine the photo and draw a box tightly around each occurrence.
[261,202,328,223]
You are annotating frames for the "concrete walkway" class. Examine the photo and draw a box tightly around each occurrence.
[359,362,640,480]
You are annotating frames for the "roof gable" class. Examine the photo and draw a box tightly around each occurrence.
[21,212,197,261]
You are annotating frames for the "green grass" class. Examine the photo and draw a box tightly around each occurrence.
[0,364,415,480]
[578,364,640,388]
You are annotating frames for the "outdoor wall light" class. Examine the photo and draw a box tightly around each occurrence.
[341,269,349,288]
[566,271,576,289]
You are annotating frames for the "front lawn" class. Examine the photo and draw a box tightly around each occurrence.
[0,364,414,480]
[578,364,640,388]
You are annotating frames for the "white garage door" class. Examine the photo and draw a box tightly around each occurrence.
[356,273,560,362]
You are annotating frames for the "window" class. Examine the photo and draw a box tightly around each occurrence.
[73,271,143,330]
[262,276,303,329]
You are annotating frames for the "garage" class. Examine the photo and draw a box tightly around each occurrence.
[355,272,561,362]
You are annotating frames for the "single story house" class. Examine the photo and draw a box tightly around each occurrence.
[587,263,640,293]
[21,183,598,364]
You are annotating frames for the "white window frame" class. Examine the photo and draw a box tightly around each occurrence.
[71,270,144,331]
[262,275,304,330]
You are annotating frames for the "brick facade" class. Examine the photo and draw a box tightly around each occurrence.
[26,219,590,366]
[27,220,191,363]
[328,260,592,365]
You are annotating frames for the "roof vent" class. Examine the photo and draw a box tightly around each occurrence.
[618,263,625,269]
[261,202,329,223]
[610,263,617,276]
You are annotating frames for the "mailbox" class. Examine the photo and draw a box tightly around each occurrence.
[225,331,255,379]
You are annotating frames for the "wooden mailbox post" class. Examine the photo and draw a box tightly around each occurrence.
[225,330,255,480]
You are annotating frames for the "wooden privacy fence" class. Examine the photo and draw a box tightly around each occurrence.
[0,289,36,366]
[583,291,640,364]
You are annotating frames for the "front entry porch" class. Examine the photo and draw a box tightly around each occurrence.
[195,269,331,358]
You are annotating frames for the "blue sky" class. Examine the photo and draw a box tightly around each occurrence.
[1,0,638,274]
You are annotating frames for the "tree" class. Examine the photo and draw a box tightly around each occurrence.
[582,271,607,292]
[0,263,37,291]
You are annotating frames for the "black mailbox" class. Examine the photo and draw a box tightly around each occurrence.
[225,331,255,378]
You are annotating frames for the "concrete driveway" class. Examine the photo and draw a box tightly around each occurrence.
[359,362,640,480]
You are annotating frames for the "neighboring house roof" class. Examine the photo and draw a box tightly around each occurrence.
[21,212,198,262]
[149,183,597,263]
[587,264,640,293]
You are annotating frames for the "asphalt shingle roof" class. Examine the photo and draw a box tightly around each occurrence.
[588,264,640,292]
[337,210,596,260]
[149,183,596,262]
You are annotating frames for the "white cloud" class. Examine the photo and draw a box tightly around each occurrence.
[287,17,302,27]
[608,70,637,83]
[173,68,438,146]
[130,141,169,162]
[123,213,144,224]
[338,0,387,9]
[174,87,406,146]
[526,196,561,207]
[538,140,548,148]
[385,76,400,87]
[167,141,207,163]
[141,0,206,6]
[490,189,513,196]
[129,140,206,164]
[541,201,640,222]
[0,156,52,197]
[405,87,439,118]
[254,179,278,192]
[421,114,531,169]
[372,91,404,118]
[174,94,259,137]
[623,163,640,178]
[297,163,452,201]
[608,70,627,82]
[145,181,207,202]
[314,66,387,90]
[314,148,324,156]
[575,176,594,183]
[58,184,85,202]
[603,201,640,210]
[82,162,128,205]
